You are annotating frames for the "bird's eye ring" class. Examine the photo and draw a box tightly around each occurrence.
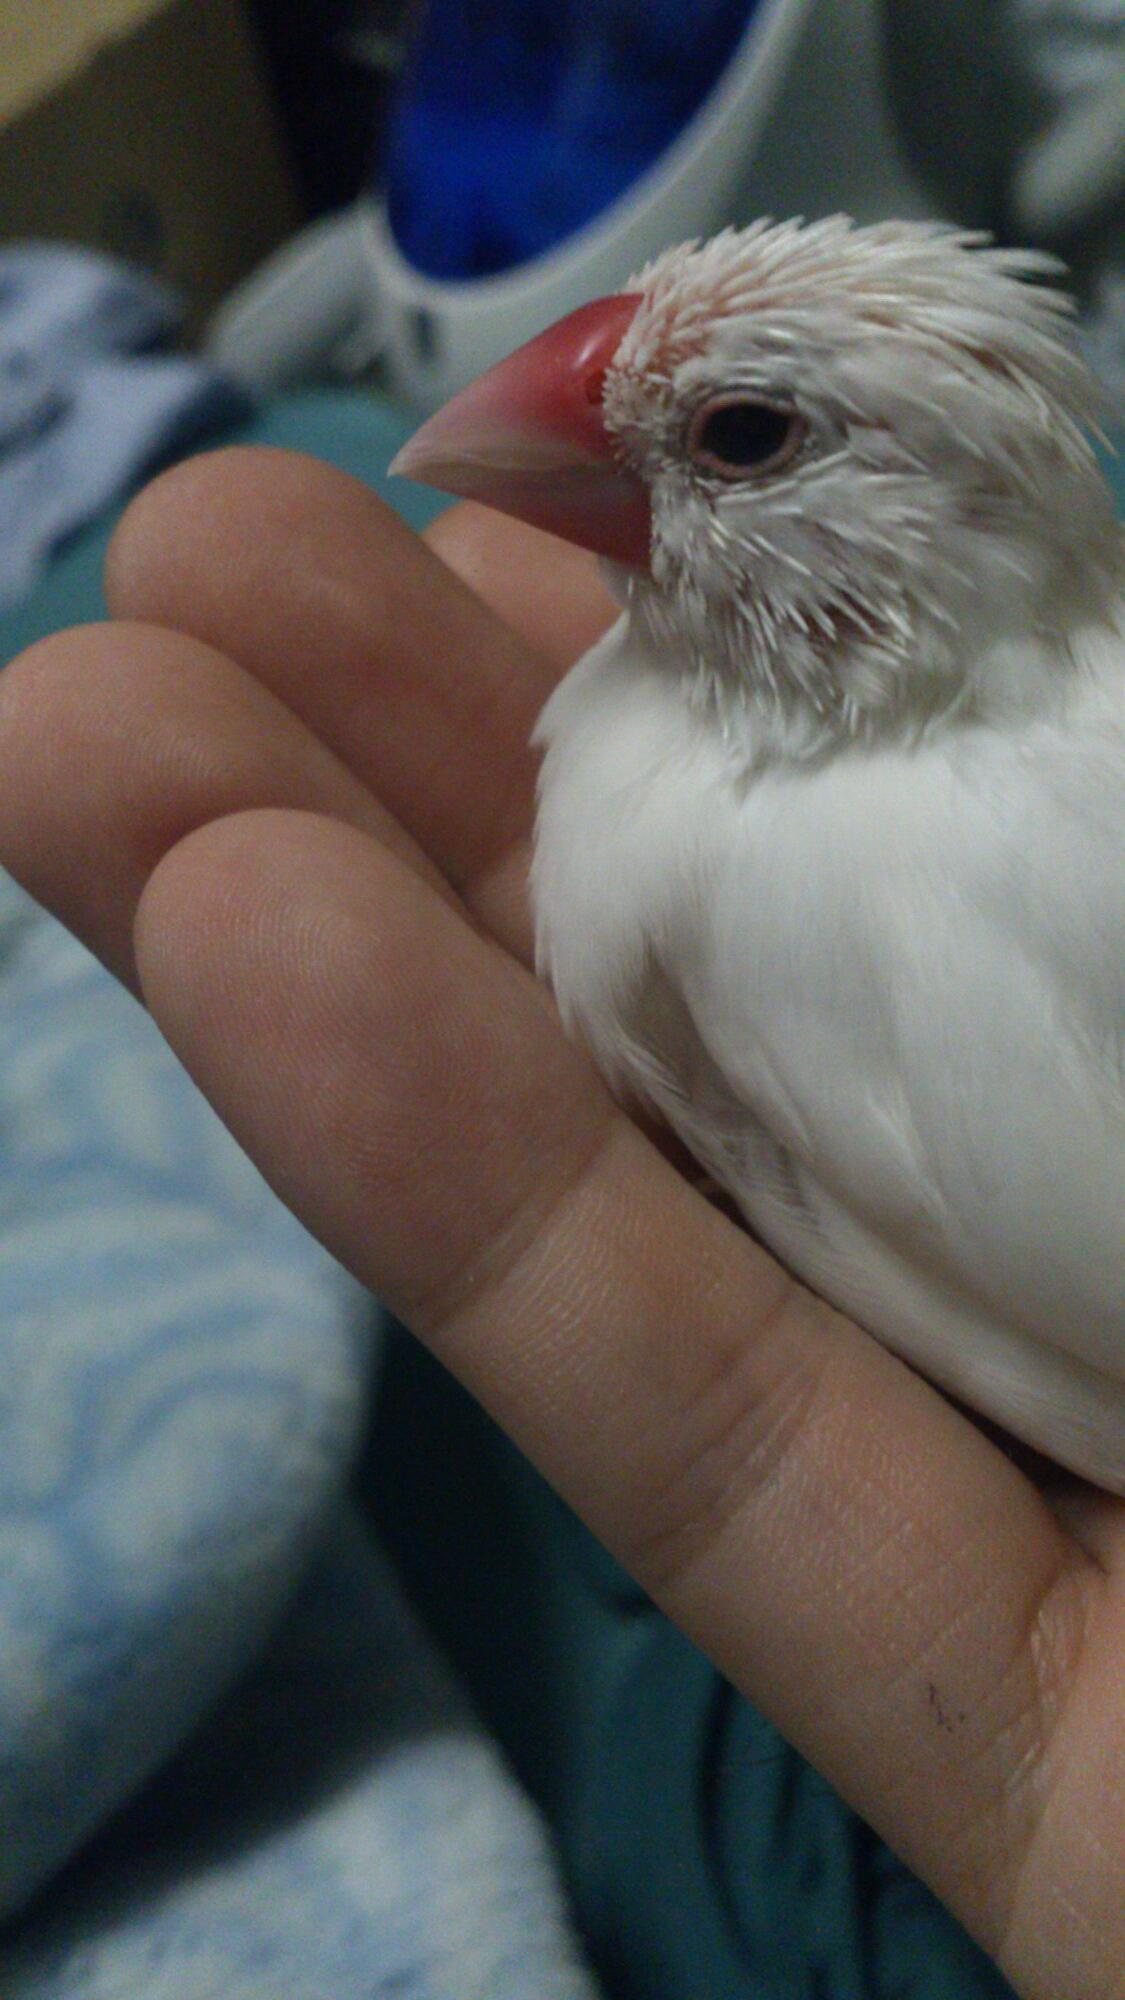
[688,397,804,479]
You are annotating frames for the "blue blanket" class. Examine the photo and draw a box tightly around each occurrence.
[0,864,600,1997]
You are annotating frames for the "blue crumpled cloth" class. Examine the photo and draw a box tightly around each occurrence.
[0,245,244,609]
[0,865,601,1994]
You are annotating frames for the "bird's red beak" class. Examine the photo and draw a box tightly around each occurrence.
[390,294,651,569]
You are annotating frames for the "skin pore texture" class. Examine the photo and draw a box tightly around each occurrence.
[0,450,1121,1997]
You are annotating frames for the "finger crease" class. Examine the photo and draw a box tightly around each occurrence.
[626,1281,836,1598]
[414,1099,621,1346]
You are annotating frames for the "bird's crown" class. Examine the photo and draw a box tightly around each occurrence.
[615,216,1101,485]
[600,217,1120,757]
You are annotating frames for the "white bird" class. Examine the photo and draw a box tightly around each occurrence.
[394,217,1125,1491]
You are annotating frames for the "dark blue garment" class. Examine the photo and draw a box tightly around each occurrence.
[383,0,761,279]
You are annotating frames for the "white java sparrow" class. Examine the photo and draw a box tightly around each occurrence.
[394,217,1125,1492]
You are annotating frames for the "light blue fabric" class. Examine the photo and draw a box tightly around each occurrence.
[0,866,601,1997]
[0,245,243,609]
[0,1507,599,2000]
[0,867,377,1914]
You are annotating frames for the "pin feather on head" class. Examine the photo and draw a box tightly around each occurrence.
[600,216,1122,758]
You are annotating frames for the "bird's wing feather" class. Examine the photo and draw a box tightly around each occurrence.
[534,618,1125,1476]
[677,666,1125,1364]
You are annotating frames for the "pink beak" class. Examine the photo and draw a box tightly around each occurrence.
[390,294,651,568]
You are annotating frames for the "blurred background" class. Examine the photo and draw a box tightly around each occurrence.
[0,8,1122,2000]
[2,0,1122,629]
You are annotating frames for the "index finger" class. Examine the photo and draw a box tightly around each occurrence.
[423,499,619,669]
[106,448,615,953]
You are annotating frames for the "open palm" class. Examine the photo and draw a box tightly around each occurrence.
[0,447,1121,2000]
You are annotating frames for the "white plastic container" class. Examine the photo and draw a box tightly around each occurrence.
[363,0,814,411]
[209,0,813,411]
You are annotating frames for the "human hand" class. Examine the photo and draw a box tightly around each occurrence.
[0,448,1121,1999]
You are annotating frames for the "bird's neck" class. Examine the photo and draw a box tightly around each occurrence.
[608,521,1125,769]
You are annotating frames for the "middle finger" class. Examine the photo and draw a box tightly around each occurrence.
[105,447,577,955]
[0,618,456,992]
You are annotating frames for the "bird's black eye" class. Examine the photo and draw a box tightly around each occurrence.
[688,398,803,479]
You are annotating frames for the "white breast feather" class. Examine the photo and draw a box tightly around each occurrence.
[533,613,1125,1489]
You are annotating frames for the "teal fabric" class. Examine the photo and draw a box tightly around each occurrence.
[366,1331,1016,2000]
[2,388,1120,1999]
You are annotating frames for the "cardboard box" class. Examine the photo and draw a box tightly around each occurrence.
[0,0,306,323]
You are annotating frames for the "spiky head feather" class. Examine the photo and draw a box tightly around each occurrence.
[600,217,1121,757]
